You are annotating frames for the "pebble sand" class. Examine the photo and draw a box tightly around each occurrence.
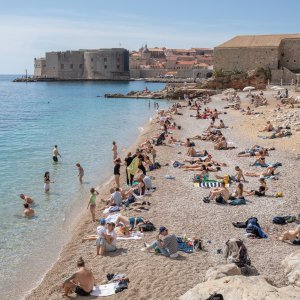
[27,94,300,300]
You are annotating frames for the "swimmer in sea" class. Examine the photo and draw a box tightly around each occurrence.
[19,193,33,204]
[23,203,35,218]
[52,145,61,162]
[76,163,84,184]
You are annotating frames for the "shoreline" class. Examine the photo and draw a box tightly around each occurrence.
[26,91,300,300]
[25,105,166,300]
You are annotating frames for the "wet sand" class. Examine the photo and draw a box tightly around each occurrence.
[27,91,300,300]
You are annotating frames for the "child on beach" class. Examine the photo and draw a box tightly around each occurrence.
[76,163,84,184]
[87,188,99,222]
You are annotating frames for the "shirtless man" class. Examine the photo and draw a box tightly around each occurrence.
[23,203,35,217]
[52,145,61,162]
[259,121,274,132]
[63,257,95,297]
[204,181,230,203]
[19,193,33,204]
[112,141,118,160]
[76,163,84,184]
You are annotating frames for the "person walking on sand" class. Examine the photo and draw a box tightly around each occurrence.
[87,188,98,222]
[112,141,118,160]
[114,158,121,188]
[44,171,51,192]
[52,145,61,162]
[76,163,84,184]
[63,257,95,297]
[23,203,35,218]
[19,193,33,204]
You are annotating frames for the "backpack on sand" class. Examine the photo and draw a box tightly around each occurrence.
[224,238,251,268]
[138,221,155,232]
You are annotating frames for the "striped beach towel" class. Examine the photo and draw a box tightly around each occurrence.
[194,182,230,188]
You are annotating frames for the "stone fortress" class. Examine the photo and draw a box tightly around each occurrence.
[214,34,300,83]
[34,48,130,80]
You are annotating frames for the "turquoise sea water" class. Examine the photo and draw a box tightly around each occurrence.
[0,76,168,299]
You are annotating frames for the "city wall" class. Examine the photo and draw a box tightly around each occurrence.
[214,47,279,72]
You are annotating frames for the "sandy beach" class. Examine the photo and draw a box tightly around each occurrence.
[27,90,300,300]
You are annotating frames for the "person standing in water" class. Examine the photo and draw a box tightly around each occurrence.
[87,188,99,222]
[19,194,34,204]
[112,141,118,160]
[44,171,51,192]
[23,203,35,218]
[52,145,61,162]
[76,163,84,184]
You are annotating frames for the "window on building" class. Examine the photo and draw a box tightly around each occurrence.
[104,57,107,62]
[104,65,107,69]
[79,64,83,69]
[61,64,64,69]
[70,64,73,69]
[117,65,120,69]
[91,58,93,62]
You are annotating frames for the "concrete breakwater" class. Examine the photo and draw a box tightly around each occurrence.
[104,84,217,100]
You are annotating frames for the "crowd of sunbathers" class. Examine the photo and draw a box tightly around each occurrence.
[62,96,299,297]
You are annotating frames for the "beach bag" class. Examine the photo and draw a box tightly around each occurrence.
[138,221,155,232]
[230,198,246,205]
[224,239,251,268]
[272,216,286,225]
[284,215,296,223]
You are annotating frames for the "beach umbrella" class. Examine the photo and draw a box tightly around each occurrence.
[243,86,255,92]
[270,86,280,90]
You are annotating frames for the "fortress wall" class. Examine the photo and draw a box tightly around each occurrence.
[214,47,279,71]
[34,58,46,77]
[130,68,210,79]
[279,39,300,71]
[83,49,129,80]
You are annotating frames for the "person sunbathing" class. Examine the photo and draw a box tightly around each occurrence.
[229,183,244,200]
[203,181,230,204]
[259,121,274,132]
[232,166,246,182]
[245,166,276,177]
[278,225,300,242]
[238,148,269,157]
[214,137,227,150]
[63,257,94,297]
[186,147,205,157]
[254,156,268,167]
[143,226,178,258]
[244,178,268,197]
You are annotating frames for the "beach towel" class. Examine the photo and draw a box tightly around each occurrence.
[127,157,139,176]
[177,237,194,253]
[117,232,144,240]
[103,206,120,214]
[90,283,118,297]
[194,182,230,188]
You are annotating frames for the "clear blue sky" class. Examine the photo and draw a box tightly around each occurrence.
[1,0,299,74]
